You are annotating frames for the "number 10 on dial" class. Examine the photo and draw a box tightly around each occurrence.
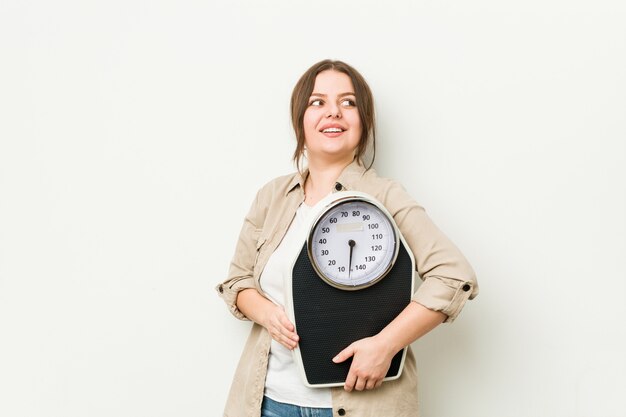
[308,197,399,290]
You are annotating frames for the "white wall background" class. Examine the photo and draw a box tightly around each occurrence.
[1,1,625,416]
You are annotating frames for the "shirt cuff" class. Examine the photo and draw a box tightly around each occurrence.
[411,276,476,323]
[216,277,257,321]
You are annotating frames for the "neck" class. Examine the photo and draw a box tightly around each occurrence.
[304,155,356,206]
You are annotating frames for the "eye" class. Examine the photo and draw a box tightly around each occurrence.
[309,99,323,107]
[340,98,356,107]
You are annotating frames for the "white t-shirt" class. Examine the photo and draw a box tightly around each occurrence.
[259,203,332,407]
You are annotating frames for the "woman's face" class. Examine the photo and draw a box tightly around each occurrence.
[303,70,362,164]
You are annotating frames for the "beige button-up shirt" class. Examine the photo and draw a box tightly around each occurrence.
[217,160,478,417]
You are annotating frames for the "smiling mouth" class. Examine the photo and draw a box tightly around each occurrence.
[321,128,345,133]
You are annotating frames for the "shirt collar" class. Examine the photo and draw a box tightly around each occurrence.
[285,159,367,196]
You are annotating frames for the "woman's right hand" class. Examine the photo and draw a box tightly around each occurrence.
[236,288,300,350]
[262,304,299,350]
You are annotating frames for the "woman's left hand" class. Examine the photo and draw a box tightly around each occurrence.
[332,335,396,392]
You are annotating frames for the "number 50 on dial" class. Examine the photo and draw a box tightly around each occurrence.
[307,196,399,290]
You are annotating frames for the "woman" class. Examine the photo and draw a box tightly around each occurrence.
[216,60,478,417]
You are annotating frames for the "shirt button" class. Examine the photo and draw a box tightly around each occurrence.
[462,283,471,292]
[338,408,346,416]
[334,183,343,191]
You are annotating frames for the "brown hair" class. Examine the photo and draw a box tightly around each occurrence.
[290,59,376,171]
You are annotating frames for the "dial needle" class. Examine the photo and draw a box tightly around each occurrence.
[348,239,355,279]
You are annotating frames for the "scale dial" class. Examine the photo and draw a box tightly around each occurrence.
[308,197,399,290]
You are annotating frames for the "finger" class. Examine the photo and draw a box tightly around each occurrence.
[365,378,378,390]
[333,344,355,363]
[279,338,296,350]
[269,322,296,346]
[279,322,298,340]
[272,309,296,337]
[374,379,383,389]
[272,330,297,350]
[268,313,293,335]
[277,327,298,347]
[279,314,295,332]
[343,371,357,392]
[276,322,299,343]
[354,377,367,391]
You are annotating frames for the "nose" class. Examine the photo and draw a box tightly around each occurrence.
[326,103,342,119]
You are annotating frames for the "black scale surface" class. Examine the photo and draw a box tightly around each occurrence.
[291,241,413,385]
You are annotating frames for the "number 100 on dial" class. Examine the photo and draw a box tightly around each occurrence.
[307,198,399,290]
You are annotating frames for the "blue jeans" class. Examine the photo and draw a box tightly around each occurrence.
[261,396,333,417]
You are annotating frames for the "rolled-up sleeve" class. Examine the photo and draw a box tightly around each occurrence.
[412,275,476,322]
[381,181,478,323]
[216,189,267,320]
